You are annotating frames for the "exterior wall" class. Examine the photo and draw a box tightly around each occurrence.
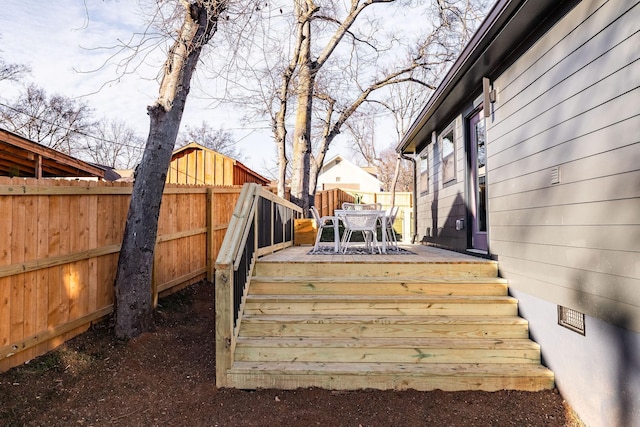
[485,1,640,426]
[416,116,468,250]
[513,289,640,427]
[167,146,268,186]
[232,163,270,186]
[168,148,235,185]
[316,157,381,193]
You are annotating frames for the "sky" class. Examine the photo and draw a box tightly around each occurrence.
[0,0,460,177]
[0,0,309,175]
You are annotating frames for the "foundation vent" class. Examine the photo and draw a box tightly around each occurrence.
[558,305,585,335]
[551,166,561,185]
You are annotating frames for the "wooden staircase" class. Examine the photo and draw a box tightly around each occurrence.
[224,258,554,391]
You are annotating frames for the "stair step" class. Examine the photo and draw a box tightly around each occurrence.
[239,314,530,339]
[253,261,499,278]
[243,295,518,316]
[234,337,541,364]
[249,277,508,296]
[226,361,555,392]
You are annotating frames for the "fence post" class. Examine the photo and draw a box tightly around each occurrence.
[207,187,214,282]
[328,189,335,215]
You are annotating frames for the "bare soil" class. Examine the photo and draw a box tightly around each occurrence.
[0,281,584,426]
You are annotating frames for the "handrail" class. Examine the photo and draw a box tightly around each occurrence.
[215,183,257,268]
[233,198,259,270]
[214,183,302,387]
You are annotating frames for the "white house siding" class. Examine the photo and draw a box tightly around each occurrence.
[316,157,381,193]
[486,1,640,426]
[416,116,468,250]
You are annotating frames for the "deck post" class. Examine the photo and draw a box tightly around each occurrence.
[215,265,233,387]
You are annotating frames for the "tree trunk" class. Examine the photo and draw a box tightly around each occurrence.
[289,18,314,214]
[114,2,222,340]
[114,109,178,338]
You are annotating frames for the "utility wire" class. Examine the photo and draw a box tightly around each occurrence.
[0,101,272,151]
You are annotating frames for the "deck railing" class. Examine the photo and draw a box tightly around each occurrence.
[214,183,302,386]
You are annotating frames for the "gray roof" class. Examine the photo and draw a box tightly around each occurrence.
[397,0,578,154]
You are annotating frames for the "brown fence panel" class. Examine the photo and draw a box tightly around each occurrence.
[209,187,243,278]
[0,178,242,372]
[314,188,355,217]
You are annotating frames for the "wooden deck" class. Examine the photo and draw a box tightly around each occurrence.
[220,244,555,392]
[258,243,485,263]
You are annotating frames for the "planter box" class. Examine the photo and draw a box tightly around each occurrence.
[294,218,317,246]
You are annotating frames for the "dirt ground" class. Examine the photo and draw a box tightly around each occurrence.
[0,281,585,426]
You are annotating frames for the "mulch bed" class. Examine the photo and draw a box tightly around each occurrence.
[0,281,584,426]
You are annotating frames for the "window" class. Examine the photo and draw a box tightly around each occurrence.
[440,127,456,184]
[419,149,429,195]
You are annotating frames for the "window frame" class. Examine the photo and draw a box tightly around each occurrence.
[439,124,456,185]
[419,147,429,196]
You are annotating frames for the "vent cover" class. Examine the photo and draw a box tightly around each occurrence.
[558,306,585,335]
[551,166,561,185]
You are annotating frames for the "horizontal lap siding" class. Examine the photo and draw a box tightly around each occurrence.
[486,0,640,330]
[417,116,467,250]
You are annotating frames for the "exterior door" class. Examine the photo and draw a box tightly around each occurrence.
[469,109,488,251]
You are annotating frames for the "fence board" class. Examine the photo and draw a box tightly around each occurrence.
[0,277,9,347]
[23,197,38,363]
[0,194,11,265]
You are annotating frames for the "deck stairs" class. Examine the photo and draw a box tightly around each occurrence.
[225,258,555,391]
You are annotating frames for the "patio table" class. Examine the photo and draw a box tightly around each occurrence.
[333,209,387,254]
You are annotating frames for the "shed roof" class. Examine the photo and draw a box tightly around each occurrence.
[0,128,106,179]
[397,0,578,154]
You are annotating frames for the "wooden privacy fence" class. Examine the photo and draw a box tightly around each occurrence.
[350,190,413,209]
[0,177,242,372]
[313,188,355,217]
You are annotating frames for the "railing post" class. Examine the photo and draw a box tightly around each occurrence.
[215,265,233,387]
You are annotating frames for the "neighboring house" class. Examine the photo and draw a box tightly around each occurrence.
[316,154,381,193]
[0,128,107,180]
[398,1,640,427]
[167,142,269,186]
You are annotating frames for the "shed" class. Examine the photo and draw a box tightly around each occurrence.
[167,142,269,186]
[0,128,106,179]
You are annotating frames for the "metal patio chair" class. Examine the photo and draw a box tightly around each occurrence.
[310,206,338,253]
[340,210,381,254]
[382,206,400,250]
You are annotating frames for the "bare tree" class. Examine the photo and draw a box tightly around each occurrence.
[178,120,245,160]
[346,78,431,194]
[114,0,227,339]
[217,0,488,213]
[377,147,413,191]
[84,119,145,169]
[0,84,95,155]
[0,50,30,83]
